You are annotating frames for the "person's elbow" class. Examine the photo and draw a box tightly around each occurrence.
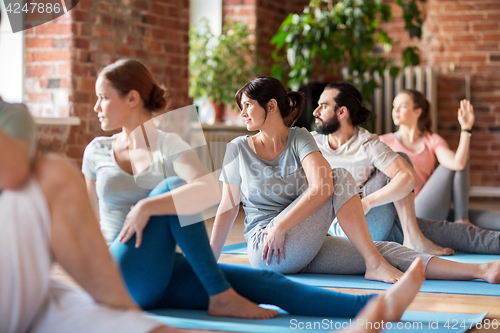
[1,161,30,190]
[311,177,334,200]
[406,168,420,190]
[453,160,467,171]
[204,176,222,207]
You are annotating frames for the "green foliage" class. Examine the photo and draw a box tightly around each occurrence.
[189,19,256,105]
[271,0,425,107]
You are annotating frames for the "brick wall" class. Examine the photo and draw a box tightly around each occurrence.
[420,0,500,186]
[222,0,308,74]
[24,14,72,118]
[366,0,500,186]
[27,0,500,186]
[29,0,190,165]
[222,0,257,32]
[238,0,500,187]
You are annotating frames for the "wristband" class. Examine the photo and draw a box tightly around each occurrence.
[461,129,472,135]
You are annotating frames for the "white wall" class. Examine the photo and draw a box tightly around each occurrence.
[190,0,222,36]
[0,1,24,104]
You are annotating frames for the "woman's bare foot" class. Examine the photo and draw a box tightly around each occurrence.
[455,219,481,229]
[208,288,278,319]
[342,259,424,332]
[365,261,404,284]
[404,236,454,256]
[480,260,500,284]
[378,257,425,322]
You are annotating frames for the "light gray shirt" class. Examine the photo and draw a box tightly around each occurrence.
[312,127,399,187]
[82,131,192,244]
[220,127,320,240]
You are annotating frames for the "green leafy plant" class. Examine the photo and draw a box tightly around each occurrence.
[189,18,256,106]
[271,0,425,107]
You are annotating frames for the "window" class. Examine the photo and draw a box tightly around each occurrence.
[0,0,24,103]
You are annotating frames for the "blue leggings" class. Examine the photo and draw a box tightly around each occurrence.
[109,177,231,309]
[110,177,373,316]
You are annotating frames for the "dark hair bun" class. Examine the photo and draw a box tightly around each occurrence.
[149,84,167,110]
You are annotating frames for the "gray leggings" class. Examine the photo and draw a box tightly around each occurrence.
[415,161,500,230]
[247,168,433,275]
[335,155,500,253]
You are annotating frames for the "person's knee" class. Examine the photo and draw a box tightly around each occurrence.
[332,168,360,198]
[148,176,186,197]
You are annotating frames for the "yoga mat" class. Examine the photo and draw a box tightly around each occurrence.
[287,274,500,296]
[222,242,500,264]
[221,243,500,296]
[149,307,487,333]
[222,242,248,254]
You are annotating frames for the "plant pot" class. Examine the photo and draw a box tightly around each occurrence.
[211,101,225,123]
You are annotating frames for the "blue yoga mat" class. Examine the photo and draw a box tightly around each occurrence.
[221,242,500,296]
[222,242,500,264]
[149,307,487,333]
[222,242,248,254]
[287,274,500,296]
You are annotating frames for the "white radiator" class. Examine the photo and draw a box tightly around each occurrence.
[199,125,253,171]
[343,67,438,135]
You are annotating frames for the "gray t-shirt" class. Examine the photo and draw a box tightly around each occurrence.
[311,127,399,187]
[82,130,192,244]
[220,127,320,240]
[0,98,37,193]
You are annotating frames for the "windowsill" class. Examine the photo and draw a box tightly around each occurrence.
[200,123,252,132]
[34,116,81,126]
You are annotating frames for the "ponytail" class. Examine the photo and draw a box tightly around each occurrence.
[324,82,372,126]
[149,83,168,111]
[99,59,168,112]
[236,77,304,127]
[284,91,304,127]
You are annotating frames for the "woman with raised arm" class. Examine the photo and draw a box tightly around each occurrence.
[210,76,500,285]
[83,59,428,321]
[380,90,500,230]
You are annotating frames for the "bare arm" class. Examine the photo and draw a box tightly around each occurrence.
[0,129,30,189]
[84,176,100,221]
[270,151,333,232]
[362,156,420,213]
[138,152,221,215]
[435,100,474,171]
[261,151,333,264]
[210,182,241,260]
[119,152,221,246]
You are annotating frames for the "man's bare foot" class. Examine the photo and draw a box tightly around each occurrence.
[480,260,500,284]
[208,288,278,319]
[378,257,425,322]
[365,261,404,284]
[455,219,481,229]
[404,237,454,256]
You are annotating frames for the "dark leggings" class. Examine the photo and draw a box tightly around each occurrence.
[110,176,372,316]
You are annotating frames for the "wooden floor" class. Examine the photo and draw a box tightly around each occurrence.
[51,199,500,332]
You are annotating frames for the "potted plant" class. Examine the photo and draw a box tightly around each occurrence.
[271,0,425,109]
[189,19,256,123]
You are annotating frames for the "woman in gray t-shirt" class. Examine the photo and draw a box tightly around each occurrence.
[212,77,500,285]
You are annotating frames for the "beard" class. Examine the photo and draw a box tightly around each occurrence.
[315,112,340,135]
